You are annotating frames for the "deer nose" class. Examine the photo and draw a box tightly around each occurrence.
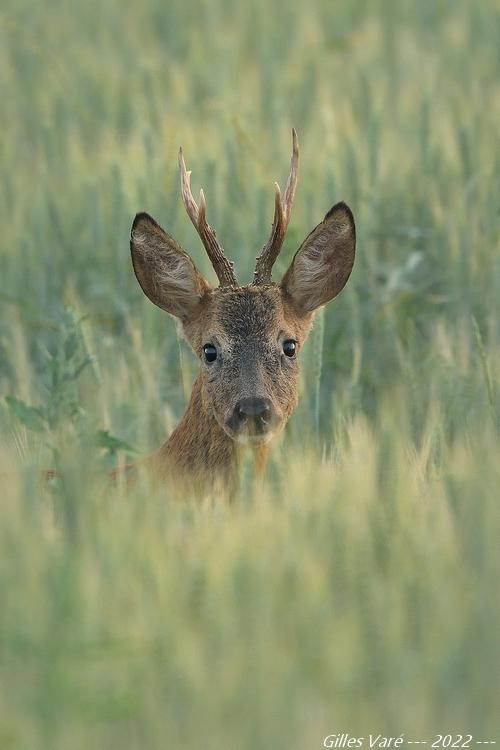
[234,397,272,429]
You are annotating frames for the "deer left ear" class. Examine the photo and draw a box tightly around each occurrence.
[280,201,355,313]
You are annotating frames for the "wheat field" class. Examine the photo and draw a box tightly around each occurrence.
[0,0,499,748]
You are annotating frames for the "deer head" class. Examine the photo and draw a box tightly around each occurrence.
[130,131,355,450]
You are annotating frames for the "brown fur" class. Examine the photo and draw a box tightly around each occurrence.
[153,373,241,496]
[130,202,355,498]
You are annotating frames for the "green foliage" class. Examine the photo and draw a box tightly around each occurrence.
[0,0,499,747]
[5,395,45,433]
[95,429,137,457]
[3,308,136,469]
[16,308,92,431]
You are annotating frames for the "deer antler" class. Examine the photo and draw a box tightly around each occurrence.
[253,129,299,285]
[178,148,238,287]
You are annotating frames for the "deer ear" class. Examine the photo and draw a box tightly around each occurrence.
[280,202,355,313]
[130,213,212,319]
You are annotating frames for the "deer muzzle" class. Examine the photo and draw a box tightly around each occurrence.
[226,397,276,442]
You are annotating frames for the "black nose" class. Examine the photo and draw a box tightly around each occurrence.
[234,397,272,430]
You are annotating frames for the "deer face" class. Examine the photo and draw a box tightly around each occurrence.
[184,285,312,444]
[130,132,355,446]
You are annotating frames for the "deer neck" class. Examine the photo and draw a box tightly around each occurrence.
[156,373,240,493]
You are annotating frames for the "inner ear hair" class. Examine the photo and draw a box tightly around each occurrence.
[281,201,355,313]
[130,212,211,319]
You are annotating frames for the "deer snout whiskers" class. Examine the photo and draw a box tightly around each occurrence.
[235,397,272,424]
[226,397,276,442]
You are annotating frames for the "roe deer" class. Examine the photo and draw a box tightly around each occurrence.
[130,130,355,496]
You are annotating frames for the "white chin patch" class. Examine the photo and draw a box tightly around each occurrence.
[233,432,274,446]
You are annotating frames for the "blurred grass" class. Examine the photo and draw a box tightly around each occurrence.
[0,0,499,747]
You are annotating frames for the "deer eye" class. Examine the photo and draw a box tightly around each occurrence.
[283,340,297,358]
[203,344,218,363]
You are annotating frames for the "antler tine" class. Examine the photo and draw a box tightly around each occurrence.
[178,148,199,227]
[178,148,237,287]
[283,127,299,222]
[253,128,299,285]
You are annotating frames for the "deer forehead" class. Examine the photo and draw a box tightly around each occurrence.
[199,285,303,344]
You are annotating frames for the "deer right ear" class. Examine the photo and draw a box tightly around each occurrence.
[130,213,212,320]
